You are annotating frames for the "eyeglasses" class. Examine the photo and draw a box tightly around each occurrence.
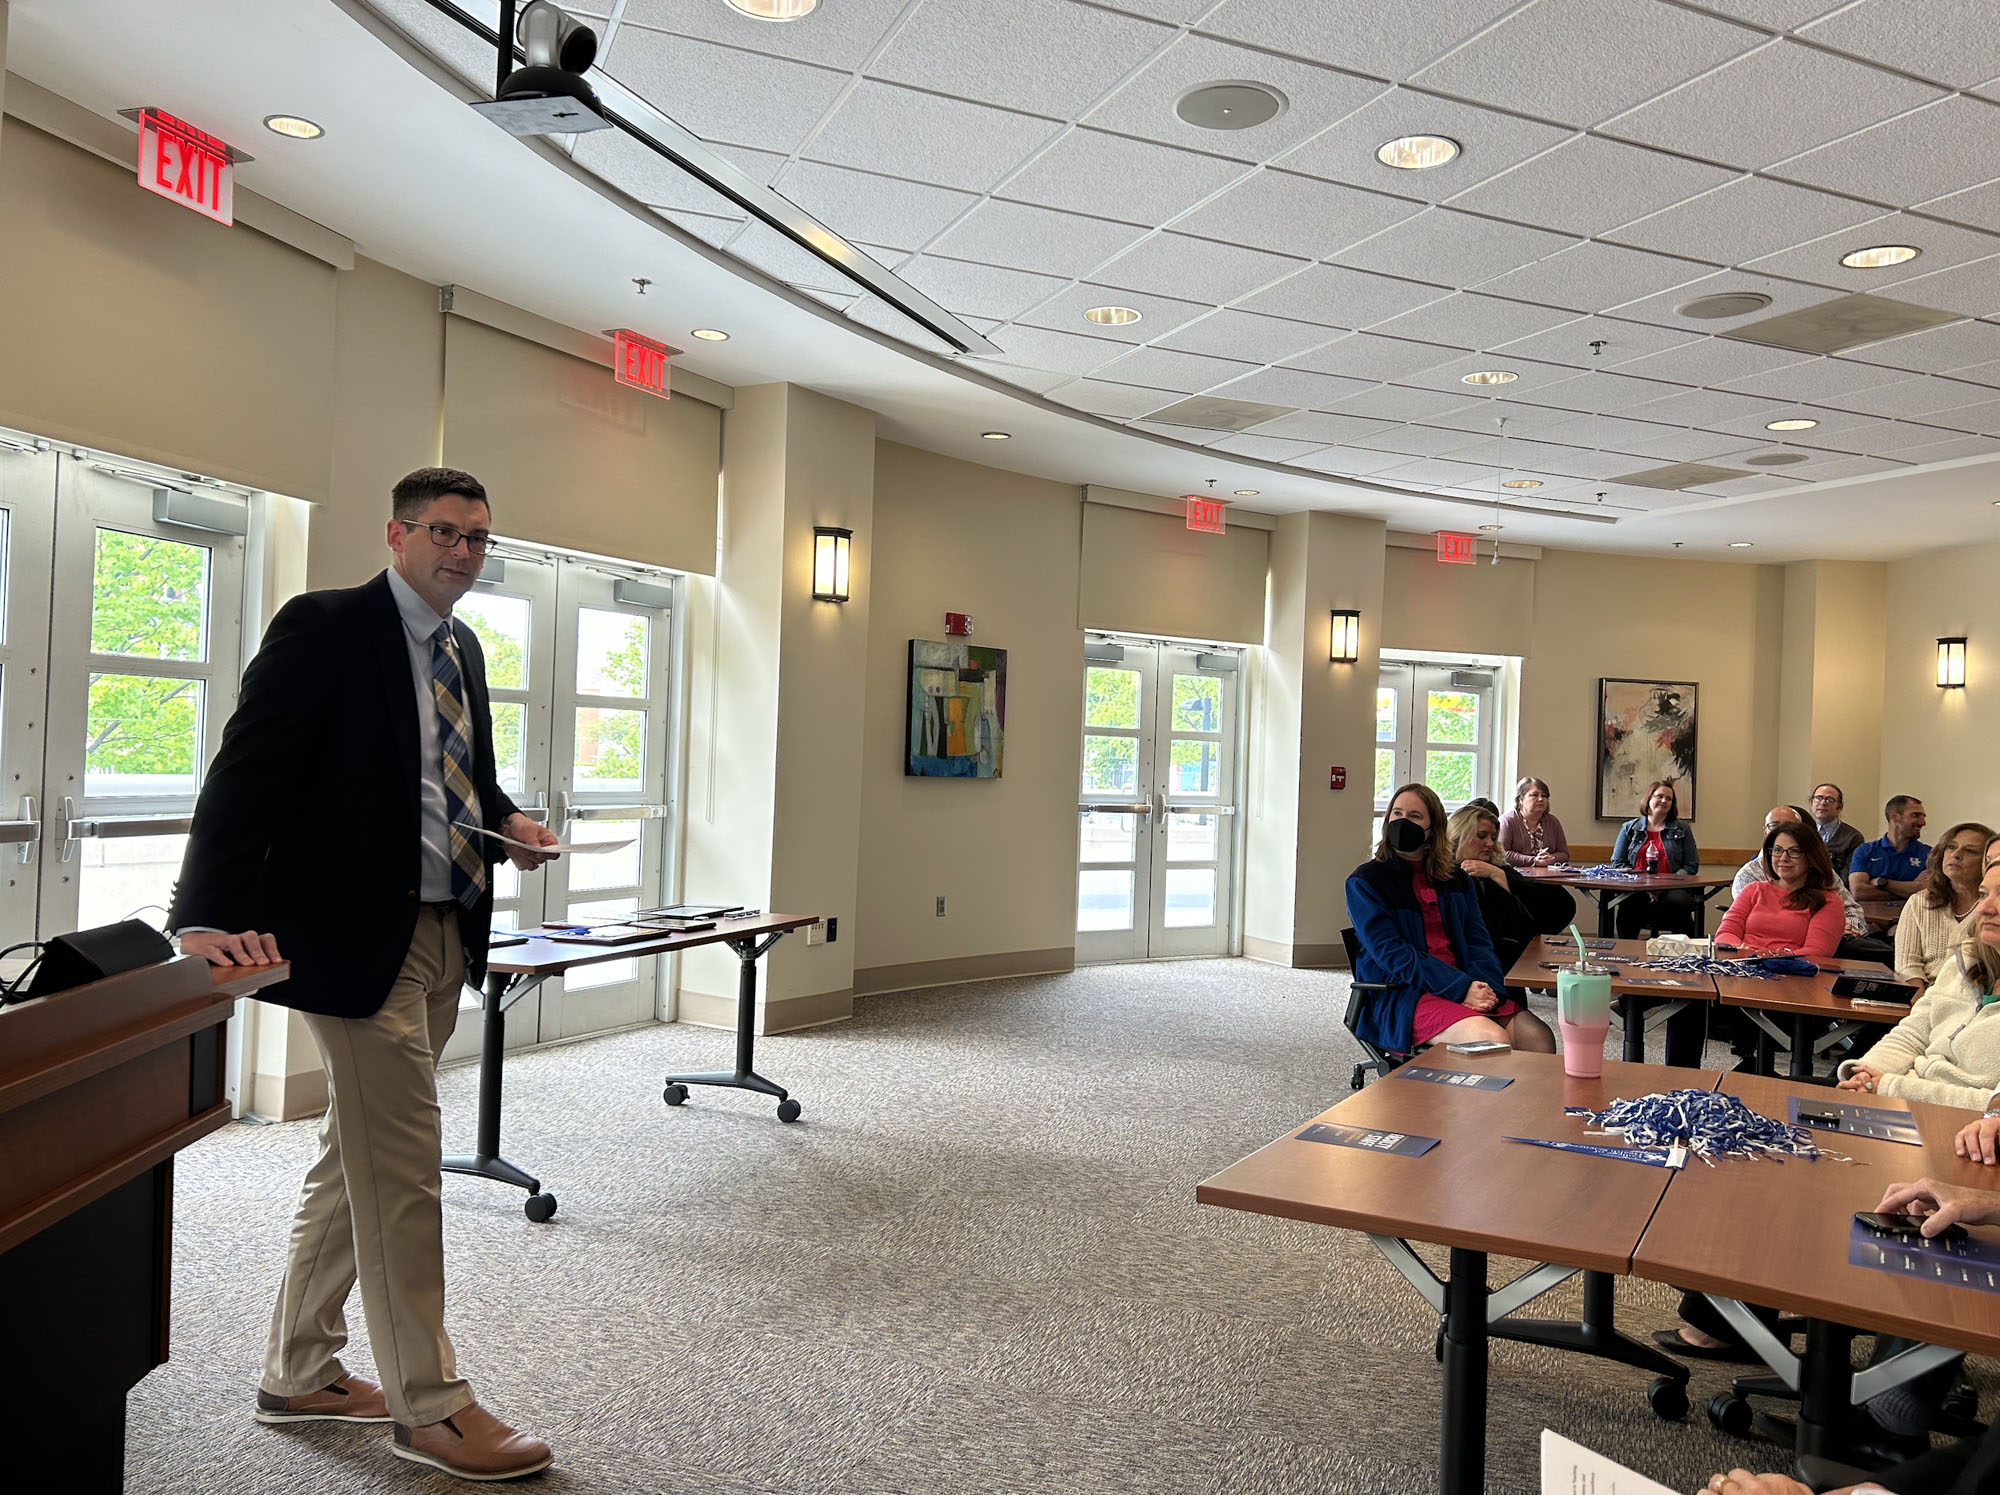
[1770,847,1806,861]
[1810,794,1839,805]
[400,520,494,556]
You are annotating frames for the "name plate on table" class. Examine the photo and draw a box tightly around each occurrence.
[1296,1122,1439,1157]
[1394,1066,1513,1091]
[1851,1219,2000,1295]
[1790,1098,1921,1145]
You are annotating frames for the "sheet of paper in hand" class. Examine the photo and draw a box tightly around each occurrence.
[459,825,634,855]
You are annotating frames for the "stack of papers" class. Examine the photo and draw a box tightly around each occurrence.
[1541,1431,1677,1494]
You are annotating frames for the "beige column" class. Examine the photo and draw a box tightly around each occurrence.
[1243,510,1388,967]
[678,383,874,1032]
[1776,560,1888,817]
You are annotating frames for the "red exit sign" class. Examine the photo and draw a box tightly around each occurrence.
[611,329,673,400]
[1435,531,1476,565]
[1185,495,1227,534]
[136,108,236,226]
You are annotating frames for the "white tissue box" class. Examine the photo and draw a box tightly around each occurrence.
[1645,935,1711,957]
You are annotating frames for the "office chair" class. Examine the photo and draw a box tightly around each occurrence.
[1339,926,1411,1088]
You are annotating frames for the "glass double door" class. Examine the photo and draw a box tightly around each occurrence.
[1076,640,1238,962]
[445,551,678,1058]
[1374,661,1497,825]
[0,438,245,966]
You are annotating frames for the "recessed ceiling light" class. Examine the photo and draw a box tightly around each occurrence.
[1176,82,1288,131]
[262,114,324,139]
[690,328,729,341]
[1233,488,1259,496]
[981,431,1011,440]
[1376,134,1460,170]
[1840,244,1920,269]
[1084,305,1141,326]
[1462,370,1518,386]
[1728,541,1755,548]
[1766,418,1818,431]
[1477,523,1503,532]
[1678,292,1773,319]
[1500,478,1542,489]
[726,0,819,19]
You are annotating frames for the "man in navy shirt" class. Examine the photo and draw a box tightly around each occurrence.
[1850,794,1931,919]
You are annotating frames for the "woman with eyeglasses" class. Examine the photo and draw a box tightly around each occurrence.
[1896,822,1997,992]
[1610,779,1702,938]
[1713,822,1844,959]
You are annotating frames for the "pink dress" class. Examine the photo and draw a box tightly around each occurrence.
[1408,865,1519,1046]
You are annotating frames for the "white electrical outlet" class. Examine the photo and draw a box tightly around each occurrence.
[805,920,826,946]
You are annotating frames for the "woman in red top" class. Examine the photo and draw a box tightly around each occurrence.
[1715,822,1843,959]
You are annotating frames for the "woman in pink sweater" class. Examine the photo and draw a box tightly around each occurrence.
[1715,823,1844,958]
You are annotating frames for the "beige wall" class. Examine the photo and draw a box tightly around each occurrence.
[1776,560,1887,828]
[1881,538,2000,829]
[1380,543,1536,658]
[853,441,1083,993]
[1079,502,1269,645]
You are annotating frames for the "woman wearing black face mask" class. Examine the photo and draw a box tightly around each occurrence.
[1347,783,1556,1056]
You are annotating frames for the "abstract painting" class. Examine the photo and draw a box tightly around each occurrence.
[1596,678,1698,820]
[906,640,1006,778]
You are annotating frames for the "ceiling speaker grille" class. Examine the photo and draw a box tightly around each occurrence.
[1609,462,1752,491]
[1724,293,1963,355]
[1141,396,1297,433]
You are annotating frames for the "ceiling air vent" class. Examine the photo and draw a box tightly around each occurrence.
[1723,293,1962,356]
[1142,396,1296,432]
[1609,462,1752,491]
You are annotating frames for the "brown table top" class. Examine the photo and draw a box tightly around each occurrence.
[1505,936,1720,999]
[1519,868,1730,891]
[1196,1050,1720,1275]
[1631,1071,2000,1357]
[1710,956,1900,1019]
[210,960,292,999]
[488,913,819,975]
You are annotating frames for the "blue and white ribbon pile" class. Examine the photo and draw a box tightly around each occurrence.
[1618,955,1819,980]
[1564,1088,1841,1163]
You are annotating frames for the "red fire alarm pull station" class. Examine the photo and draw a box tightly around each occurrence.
[1435,531,1476,565]
[945,613,973,637]
[1330,766,1346,790]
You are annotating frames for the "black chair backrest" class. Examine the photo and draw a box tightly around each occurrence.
[1338,927,1367,1030]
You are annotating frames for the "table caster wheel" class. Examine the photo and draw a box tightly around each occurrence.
[524,1193,557,1223]
[1647,1375,1689,1421]
[1707,1392,1753,1438]
[663,1083,689,1106]
[777,1098,802,1123]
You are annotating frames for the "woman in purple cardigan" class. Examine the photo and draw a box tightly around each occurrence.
[1497,777,1569,867]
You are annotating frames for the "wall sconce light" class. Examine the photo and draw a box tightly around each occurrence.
[812,526,852,602]
[1330,608,1361,664]
[1938,636,1967,689]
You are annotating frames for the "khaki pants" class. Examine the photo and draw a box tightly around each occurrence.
[260,905,474,1427]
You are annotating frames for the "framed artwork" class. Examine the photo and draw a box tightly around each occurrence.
[906,639,1006,778]
[1596,678,1698,821]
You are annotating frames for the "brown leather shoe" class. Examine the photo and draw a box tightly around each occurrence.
[392,1402,553,1481]
[255,1373,392,1424]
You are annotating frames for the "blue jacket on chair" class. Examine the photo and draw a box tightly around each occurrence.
[1345,856,1505,1054]
[1610,817,1700,874]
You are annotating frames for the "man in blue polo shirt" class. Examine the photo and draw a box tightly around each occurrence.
[1849,794,1930,919]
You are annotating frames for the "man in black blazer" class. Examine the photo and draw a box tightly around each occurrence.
[172,468,559,1481]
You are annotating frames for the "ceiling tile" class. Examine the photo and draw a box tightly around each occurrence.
[1615,336,1815,385]
[1327,384,1487,422]
[604,30,850,155]
[1771,96,2000,207]
[803,81,1064,192]
[1706,404,1891,447]
[1365,292,1579,347]
[1619,386,1777,427]
[1363,426,1506,461]
[1092,0,1211,18]
[1824,375,1999,419]
[1200,0,1524,82]
[1920,179,2000,234]
[1787,454,1914,481]
[1395,353,1588,400]
[868,0,1174,118]
[1490,315,1704,367]
[1605,176,1881,265]
[1742,215,2000,292]
[615,0,909,69]
[771,163,978,253]
[1948,357,2000,386]
[656,209,744,249]
[1091,344,1261,392]
[1719,356,1907,402]
[1233,263,1451,328]
[1471,241,1714,315]
[1124,419,1230,444]
[1599,39,1942,170]
[1283,332,1465,381]
[1158,310,1344,364]
[929,200,1151,279]
[1425,398,1599,439]
[1408,0,1763,129]
[1607,425,1759,462]
[1451,436,1649,477]
[1045,379,1187,417]
[1522,369,1697,413]
[899,255,1072,318]
[1923,397,2000,433]
[998,130,1250,226]
[1448,137,1739,237]
[1273,90,1573,200]
[1294,446,1425,476]
[972,324,1130,375]
[1168,170,1423,260]
[1533,411,1710,454]
[1879,433,2000,462]
[1692,2,1849,27]
[1854,319,2000,375]
[1371,456,1509,489]
[973,361,1075,393]
[1206,432,1333,462]
[1606,270,1842,330]
[1800,0,2000,91]
[1331,207,1579,285]
[1878,257,2000,319]
[1209,366,1379,409]
[725,221,860,292]
[1017,284,1212,343]
[1094,233,1307,303]
[1084,34,1389,160]
[572,130,785,214]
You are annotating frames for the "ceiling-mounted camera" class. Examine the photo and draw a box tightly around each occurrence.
[470,2,611,136]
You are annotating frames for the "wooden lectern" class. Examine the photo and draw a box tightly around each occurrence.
[0,954,288,1490]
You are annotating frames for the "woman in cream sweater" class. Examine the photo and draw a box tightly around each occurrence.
[1840,859,2000,1108]
[1893,820,1993,991]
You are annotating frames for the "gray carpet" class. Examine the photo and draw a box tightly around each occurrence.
[127,960,1977,1493]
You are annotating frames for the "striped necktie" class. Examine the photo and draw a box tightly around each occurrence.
[431,622,487,909]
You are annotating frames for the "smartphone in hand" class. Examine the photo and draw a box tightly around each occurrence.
[1855,1210,1968,1244]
